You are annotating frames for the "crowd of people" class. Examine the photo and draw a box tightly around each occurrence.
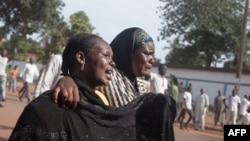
[1,27,249,141]
[213,88,250,127]
[175,84,250,132]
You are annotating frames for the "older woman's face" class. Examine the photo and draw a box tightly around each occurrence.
[84,38,114,87]
[131,42,155,77]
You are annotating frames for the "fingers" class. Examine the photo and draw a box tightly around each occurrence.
[72,86,80,109]
[65,85,80,109]
[66,87,74,103]
[53,87,61,103]
[60,88,69,109]
[52,76,80,109]
[61,86,80,109]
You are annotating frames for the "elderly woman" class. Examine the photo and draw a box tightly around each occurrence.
[9,33,176,141]
[54,27,156,107]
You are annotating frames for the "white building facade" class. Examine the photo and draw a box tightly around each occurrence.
[151,64,250,106]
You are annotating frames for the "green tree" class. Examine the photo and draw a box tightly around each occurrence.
[39,11,94,63]
[158,0,246,67]
[166,39,204,65]
[40,21,70,61]
[0,0,65,37]
[1,34,41,60]
[70,11,94,36]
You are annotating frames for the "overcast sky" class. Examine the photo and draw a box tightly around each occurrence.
[62,0,170,62]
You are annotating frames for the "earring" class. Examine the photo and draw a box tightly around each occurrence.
[81,64,84,71]
[81,60,85,71]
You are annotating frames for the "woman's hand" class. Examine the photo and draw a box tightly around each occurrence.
[53,76,79,109]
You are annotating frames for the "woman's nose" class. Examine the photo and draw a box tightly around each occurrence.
[149,56,155,64]
[110,60,116,68]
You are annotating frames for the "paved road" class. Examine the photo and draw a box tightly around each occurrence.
[0,91,223,141]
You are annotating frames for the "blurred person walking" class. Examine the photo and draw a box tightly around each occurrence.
[34,49,63,98]
[179,86,193,130]
[8,65,19,93]
[169,77,179,120]
[194,88,209,131]
[213,90,223,128]
[0,49,8,102]
[242,96,250,125]
[237,94,250,124]
[227,89,241,125]
[19,58,39,103]
[0,48,8,106]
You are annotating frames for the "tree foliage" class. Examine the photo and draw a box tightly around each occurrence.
[0,0,65,62]
[1,34,41,60]
[39,11,94,63]
[70,11,94,36]
[166,39,205,65]
[0,0,65,37]
[158,0,247,67]
[0,1,94,64]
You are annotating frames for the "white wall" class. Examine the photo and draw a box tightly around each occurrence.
[151,66,250,106]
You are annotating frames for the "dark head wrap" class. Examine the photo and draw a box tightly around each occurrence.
[110,27,153,82]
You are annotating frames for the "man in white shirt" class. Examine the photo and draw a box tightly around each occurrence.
[0,48,8,106]
[19,58,39,103]
[179,86,193,129]
[227,89,241,125]
[195,88,209,131]
[36,54,62,97]
[148,64,168,94]
[243,96,250,125]
[237,95,250,124]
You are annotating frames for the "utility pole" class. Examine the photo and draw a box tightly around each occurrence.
[236,0,249,94]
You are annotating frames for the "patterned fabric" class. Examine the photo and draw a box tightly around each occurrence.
[137,77,150,94]
[96,68,141,107]
[133,29,153,48]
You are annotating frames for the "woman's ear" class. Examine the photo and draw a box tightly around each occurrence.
[76,51,85,66]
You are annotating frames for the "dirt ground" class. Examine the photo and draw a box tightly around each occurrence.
[0,80,223,141]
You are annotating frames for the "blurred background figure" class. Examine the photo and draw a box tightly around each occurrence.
[227,89,241,125]
[194,88,209,131]
[8,65,19,93]
[213,90,223,128]
[169,76,179,120]
[0,49,8,102]
[179,86,193,130]
[242,96,250,125]
[0,48,8,106]
[34,48,63,98]
[19,58,39,103]
[237,94,250,124]
[148,64,168,94]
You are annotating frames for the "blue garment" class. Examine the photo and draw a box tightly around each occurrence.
[10,78,17,91]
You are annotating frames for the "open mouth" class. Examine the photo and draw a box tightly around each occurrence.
[145,66,152,70]
[105,69,113,80]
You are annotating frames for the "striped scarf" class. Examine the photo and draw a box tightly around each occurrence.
[96,68,149,107]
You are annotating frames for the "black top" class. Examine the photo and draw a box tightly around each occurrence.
[9,77,176,141]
